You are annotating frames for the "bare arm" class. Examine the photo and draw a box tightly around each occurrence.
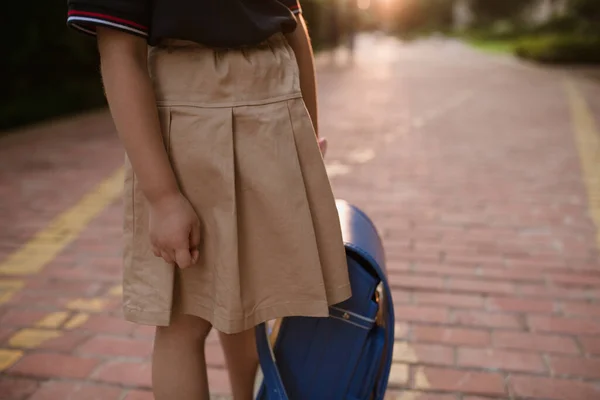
[97,27,199,268]
[285,14,319,137]
[97,27,179,206]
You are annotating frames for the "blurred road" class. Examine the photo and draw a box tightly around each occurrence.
[2,34,600,400]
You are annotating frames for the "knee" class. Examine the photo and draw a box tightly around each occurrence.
[157,313,212,343]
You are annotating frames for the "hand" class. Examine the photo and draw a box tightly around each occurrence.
[148,192,201,269]
[318,137,328,158]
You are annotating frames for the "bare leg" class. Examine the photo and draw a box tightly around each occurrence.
[219,328,259,400]
[152,313,213,400]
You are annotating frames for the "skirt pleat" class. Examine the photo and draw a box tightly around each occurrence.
[122,34,351,333]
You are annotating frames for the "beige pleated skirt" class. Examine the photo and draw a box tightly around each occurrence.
[121,33,352,333]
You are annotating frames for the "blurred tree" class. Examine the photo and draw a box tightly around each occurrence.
[392,0,454,38]
[467,0,537,25]
[567,0,600,30]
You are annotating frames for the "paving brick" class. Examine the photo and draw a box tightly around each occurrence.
[386,261,412,273]
[451,311,522,330]
[29,382,123,400]
[9,353,100,379]
[0,349,23,372]
[507,259,567,271]
[0,328,15,343]
[445,279,514,295]
[509,375,600,400]
[393,342,454,366]
[547,272,600,287]
[457,347,546,373]
[414,366,505,396]
[385,391,456,400]
[8,329,62,349]
[79,315,137,335]
[0,310,48,328]
[479,267,544,283]
[388,274,445,291]
[208,368,231,395]
[388,363,409,387]
[517,283,596,301]
[444,254,504,267]
[0,377,39,400]
[395,322,410,340]
[487,296,555,314]
[492,331,579,355]
[393,252,442,264]
[205,341,227,368]
[579,336,600,355]
[395,305,448,324]
[94,361,152,388]
[36,331,90,352]
[561,301,600,317]
[78,336,153,358]
[412,292,484,309]
[463,397,508,400]
[528,315,600,335]
[412,326,490,347]
[547,355,600,380]
[413,263,475,278]
[390,290,412,304]
[132,325,156,339]
[124,390,154,400]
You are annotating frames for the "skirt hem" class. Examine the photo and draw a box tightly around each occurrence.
[123,283,352,334]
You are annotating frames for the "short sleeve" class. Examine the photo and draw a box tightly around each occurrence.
[278,0,302,14]
[67,0,151,38]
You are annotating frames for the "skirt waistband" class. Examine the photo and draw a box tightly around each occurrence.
[148,33,302,108]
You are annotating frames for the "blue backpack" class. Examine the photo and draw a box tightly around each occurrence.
[255,199,395,400]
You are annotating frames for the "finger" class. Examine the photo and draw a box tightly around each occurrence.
[189,222,202,263]
[190,248,200,264]
[152,247,161,258]
[175,247,193,269]
[160,250,175,265]
[318,137,328,157]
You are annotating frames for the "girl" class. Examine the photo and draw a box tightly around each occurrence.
[66,1,351,399]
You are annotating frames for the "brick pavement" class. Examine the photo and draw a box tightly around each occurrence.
[1,35,600,400]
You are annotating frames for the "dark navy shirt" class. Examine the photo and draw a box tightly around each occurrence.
[67,0,301,48]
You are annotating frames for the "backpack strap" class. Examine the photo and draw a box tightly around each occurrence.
[335,199,395,399]
[255,322,289,400]
[345,245,395,400]
[255,200,395,400]
[255,259,394,400]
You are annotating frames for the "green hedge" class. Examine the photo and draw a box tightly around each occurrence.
[515,34,600,64]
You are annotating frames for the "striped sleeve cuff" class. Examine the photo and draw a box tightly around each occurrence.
[67,7,149,38]
[289,4,301,14]
[279,0,302,14]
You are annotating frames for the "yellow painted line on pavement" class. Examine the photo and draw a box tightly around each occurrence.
[36,311,70,329]
[108,284,123,297]
[0,280,25,305]
[0,349,23,371]
[64,312,90,329]
[66,298,110,312]
[0,167,124,276]
[566,80,600,248]
[8,328,62,349]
